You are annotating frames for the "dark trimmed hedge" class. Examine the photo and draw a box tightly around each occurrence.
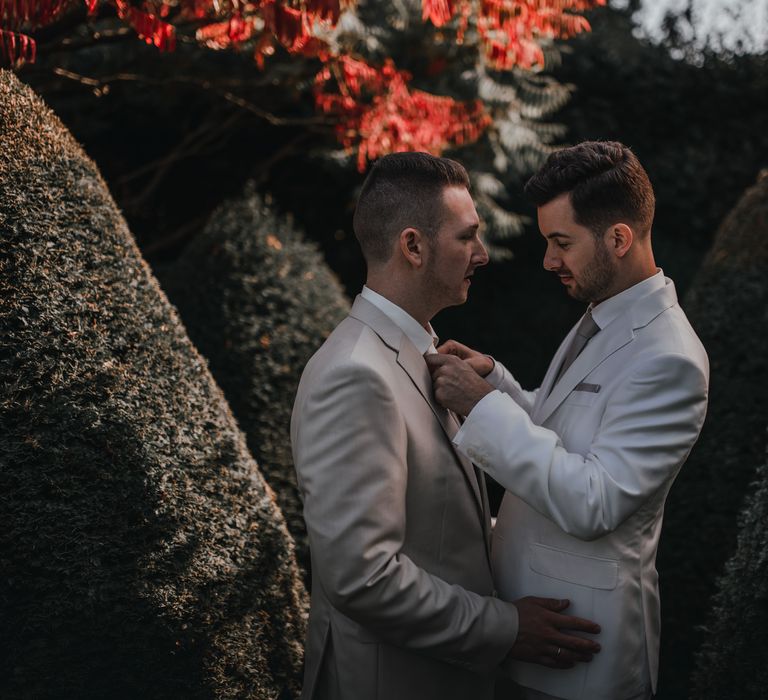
[0,70,306,699]
[689,444,768,699]
[657,172,768,697]
[160,186,349,575]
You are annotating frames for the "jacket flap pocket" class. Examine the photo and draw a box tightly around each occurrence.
[529,543,618,590]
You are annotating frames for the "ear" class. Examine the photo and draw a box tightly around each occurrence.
[398,227,426,269]
[606,223,633,258]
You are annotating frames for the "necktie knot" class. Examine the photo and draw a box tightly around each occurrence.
[577,309,600,340]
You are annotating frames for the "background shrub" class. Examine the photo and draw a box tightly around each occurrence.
[689,442,768,699]
[656,171,768,697]
[0,70,306,700]
[160,187,349,575]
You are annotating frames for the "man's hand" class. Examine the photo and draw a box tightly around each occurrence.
[425,353,494,417]
[508,597,601,669]
[437,339,494,377]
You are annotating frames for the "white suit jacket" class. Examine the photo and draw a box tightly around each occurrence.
[291,295,519,700]
[454,276,709,700]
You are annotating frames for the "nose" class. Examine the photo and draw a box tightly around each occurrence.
[543,243,559,271]
[473,237,489,267]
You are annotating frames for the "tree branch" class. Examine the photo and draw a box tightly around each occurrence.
[50,67,333,127]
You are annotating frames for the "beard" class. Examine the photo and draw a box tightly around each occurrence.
[569,240,616,303]
[422,256,468,311]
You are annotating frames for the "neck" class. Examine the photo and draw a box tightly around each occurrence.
[594,249,658,306]
[365,273,433,328]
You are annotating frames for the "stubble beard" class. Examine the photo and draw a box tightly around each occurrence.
[569,240,616,304]
[423,256,466,312]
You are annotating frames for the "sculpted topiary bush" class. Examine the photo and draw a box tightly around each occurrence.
[657,171,768,696]
[689,445,768,699]
[160,187,349,574]
[0,70,306,699]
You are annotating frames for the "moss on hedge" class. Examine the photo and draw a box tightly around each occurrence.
[657,172,768,697]
[0,70,306,699]
[689,445,768,699]
[160,186,349,575]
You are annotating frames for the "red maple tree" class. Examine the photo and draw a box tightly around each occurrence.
[1,0,604,169]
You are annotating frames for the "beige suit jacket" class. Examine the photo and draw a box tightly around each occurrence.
[455,277,709,699]
[291,295,519,700]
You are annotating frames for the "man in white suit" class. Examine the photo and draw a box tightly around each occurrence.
[427,141,709,700]
[291,152,601,700]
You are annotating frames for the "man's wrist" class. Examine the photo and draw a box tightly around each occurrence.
[464,381,494,417]
[480,354,495,378]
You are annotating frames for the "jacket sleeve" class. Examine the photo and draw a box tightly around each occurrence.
[454,353,709,540]
[292,360,518,674]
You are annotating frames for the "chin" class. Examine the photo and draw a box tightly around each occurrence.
[566,284,589,302]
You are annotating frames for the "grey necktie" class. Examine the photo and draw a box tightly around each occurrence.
[552,309,600,388]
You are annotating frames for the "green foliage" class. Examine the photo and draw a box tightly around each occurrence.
[655,172,768,698]
[0,70,306,699]
[160,186,349,576]
[689,447,768,699]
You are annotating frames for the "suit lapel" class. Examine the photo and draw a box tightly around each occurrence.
[535,325,635,423]
[534,278,679,424]
[396,338,485,515]
[532,325,578,419]
[349,296,485,518]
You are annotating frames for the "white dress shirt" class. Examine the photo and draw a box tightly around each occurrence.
[361,286,439,356]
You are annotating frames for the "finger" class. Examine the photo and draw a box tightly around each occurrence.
[552,632,601,654]
[544,645,591,667]
[550,612,601,635]
[437,340,468,357]
[424,354,453,371]
[529,597,570,612]
[557,648,594,664]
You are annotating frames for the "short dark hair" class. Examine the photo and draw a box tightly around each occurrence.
[353,152,470,263]
[524,141,655,238]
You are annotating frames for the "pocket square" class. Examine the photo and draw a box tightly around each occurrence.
[574,382,601,393]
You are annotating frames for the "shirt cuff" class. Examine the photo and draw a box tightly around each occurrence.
[453,389,502,453]
[484,357,505,389]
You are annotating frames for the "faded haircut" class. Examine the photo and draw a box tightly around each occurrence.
[353,152,470,264]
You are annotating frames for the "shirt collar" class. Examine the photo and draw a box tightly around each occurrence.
[589,269,666,331]
[361,286,438,355]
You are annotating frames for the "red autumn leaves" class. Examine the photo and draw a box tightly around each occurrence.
[315,56,491,171]
[423,0,602,70]
[1,0,603,169]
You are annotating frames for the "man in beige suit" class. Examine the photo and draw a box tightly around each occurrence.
[291,153,601,700]
[427,142,709,700]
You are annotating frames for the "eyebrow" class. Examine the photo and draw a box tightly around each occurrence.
[546,232,571,240]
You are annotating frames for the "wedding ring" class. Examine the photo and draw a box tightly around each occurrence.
[556,647,562,658]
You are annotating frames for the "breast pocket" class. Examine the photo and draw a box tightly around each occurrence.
[561,384,601,408]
